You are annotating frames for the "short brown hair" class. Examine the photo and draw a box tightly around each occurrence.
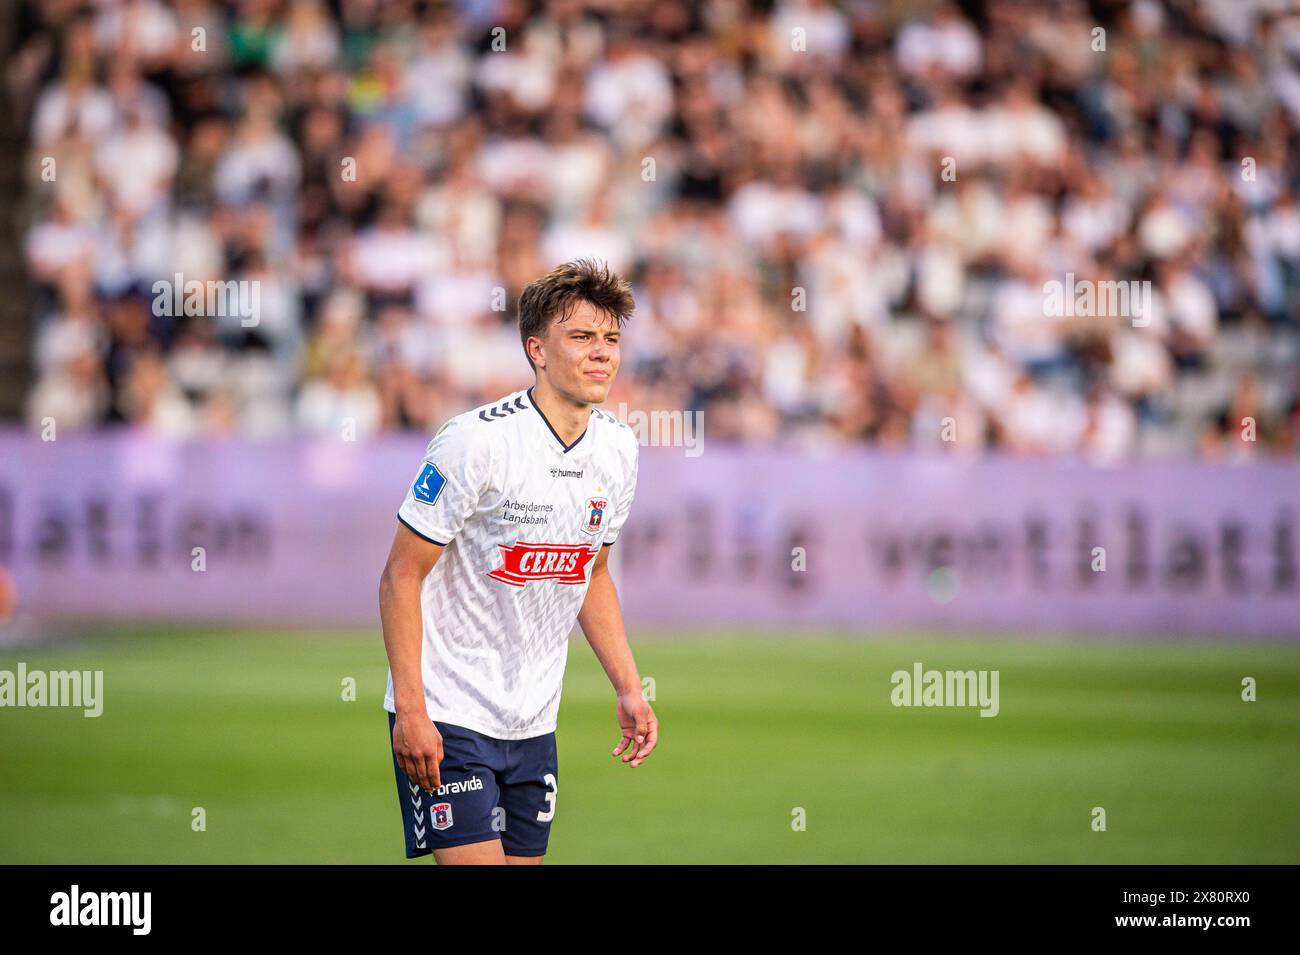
[518,258,634,369]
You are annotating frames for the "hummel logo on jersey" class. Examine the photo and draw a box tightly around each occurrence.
[550,467,583,478]
[487,542,599,588]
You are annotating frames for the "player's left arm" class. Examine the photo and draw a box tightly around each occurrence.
[578,545,658,768]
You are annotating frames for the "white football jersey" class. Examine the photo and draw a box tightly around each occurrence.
[383,386,639,739]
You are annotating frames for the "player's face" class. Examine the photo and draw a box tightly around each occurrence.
[536,300,621,404]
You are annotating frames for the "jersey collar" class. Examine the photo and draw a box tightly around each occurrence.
[526,386,589,454]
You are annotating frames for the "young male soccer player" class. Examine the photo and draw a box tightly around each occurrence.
[379,258,658,864]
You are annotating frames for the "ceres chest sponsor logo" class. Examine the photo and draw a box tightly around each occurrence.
[487,542,599,588]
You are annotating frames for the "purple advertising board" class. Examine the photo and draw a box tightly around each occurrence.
[1,431,1295,636]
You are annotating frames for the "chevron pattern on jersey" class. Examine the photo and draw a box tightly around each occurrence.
[478,395,527,422]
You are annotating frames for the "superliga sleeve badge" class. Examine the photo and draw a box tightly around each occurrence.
[412,462,447,505]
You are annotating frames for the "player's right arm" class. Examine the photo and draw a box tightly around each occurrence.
[380,525,445,793]
[380,417,491,794]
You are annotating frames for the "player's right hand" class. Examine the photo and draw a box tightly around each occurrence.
[393,711,444,793]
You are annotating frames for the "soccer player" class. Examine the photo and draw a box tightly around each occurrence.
[378,258,658,865]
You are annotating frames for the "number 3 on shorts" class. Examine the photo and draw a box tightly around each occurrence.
[537,772,557,822]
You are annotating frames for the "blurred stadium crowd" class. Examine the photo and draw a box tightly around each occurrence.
[11,0,1300,458]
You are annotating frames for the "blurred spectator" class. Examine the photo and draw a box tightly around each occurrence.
[12,0,1298,461]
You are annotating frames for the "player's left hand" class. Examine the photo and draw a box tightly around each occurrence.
[613,690,658,768]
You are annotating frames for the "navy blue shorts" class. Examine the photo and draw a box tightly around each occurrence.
[386,711,558,858]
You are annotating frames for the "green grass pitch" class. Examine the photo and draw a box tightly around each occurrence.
[1,627,1296,863]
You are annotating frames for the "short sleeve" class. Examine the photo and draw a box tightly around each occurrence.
[602,438,639,547]
[397,419,489,546]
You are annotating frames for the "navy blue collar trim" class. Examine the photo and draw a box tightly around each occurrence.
[526,387,588,453]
